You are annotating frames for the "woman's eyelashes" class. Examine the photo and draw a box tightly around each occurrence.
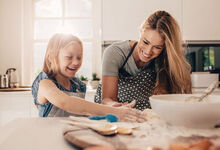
[143,40,149,45]
[154,46,162,50]
[143,40,163,50]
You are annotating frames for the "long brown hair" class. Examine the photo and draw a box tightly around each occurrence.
[43,33,83,77]
[141,10,192,94]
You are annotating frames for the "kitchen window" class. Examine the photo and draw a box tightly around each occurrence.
[22,0,101,85]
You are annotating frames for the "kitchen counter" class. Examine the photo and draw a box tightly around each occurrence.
[0,86,31,92]
[192,87,220,94]
[0,117,78,150]
[1,113,220,150]
[1,88,220,149]
[0,91,31,96]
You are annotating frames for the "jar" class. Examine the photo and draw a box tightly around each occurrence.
[0,74,9,88]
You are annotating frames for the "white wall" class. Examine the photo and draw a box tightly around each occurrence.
[0,0,22,83]
[182,0,220,40]
[0,0,220,86]
[102,0,220,41]
[102,0,182,40]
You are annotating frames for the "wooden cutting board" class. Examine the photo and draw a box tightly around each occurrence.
[64,127,142,150]
[63,126,220,150]
[63,125,165,150]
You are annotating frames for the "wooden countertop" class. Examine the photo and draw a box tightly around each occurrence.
[0,86,31,92]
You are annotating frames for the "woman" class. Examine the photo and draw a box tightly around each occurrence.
[94,10,192,110]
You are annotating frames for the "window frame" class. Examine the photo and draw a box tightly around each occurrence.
[21,0,102,85]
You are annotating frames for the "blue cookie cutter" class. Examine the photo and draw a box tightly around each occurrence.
[89,114,118,122]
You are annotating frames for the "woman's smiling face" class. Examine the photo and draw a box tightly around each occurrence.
[136,29,164,63]
[58,42,83,78]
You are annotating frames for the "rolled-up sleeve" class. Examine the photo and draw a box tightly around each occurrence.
[102,45,125,76]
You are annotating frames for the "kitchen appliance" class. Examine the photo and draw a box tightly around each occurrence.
[184,41,220,85]
[0,74,9,88]
[6,68,19,88]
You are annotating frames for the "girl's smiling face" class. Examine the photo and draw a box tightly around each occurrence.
[58,42,83,78]
[136,29,164,63]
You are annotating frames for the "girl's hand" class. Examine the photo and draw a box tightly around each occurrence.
[114,107,147,123]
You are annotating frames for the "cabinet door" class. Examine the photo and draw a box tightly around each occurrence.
[102,0,182,41]
[30,96,38,117]
[0,94,30,126]
[0,92,38,126]
[183,0,220,40]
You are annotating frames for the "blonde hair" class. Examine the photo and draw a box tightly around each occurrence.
[141,10,192,94]
[43,33,83,77]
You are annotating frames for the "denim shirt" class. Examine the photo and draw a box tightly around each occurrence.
[31,72,86,117]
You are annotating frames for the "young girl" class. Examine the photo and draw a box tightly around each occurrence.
[32,33,146,122]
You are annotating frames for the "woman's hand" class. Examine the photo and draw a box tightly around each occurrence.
[103,98,136,108]
[102,99,123,107]
[120,100,136,108]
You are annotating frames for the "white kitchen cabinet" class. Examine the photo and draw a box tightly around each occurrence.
[182,0,220,40]
[0,90,97,126]
[102,0,182,41]
[85,89,96,102]
[0,91,38,126]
